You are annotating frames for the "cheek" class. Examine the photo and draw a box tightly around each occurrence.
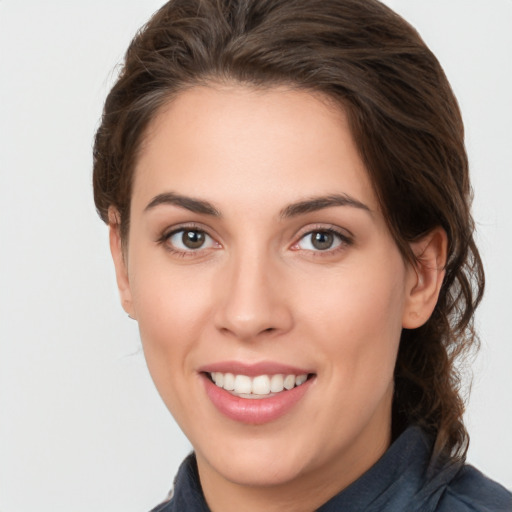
[128,255,215,386]
[297,254,406,381]
[130,241,213,327]
[131,270,216,431]
[296,262,406,445]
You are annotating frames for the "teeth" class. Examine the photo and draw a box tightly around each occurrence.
[284,374,296,390]
[223,372,235,391]
[295,374,307,386]
[270,374,284,392]
[234,375,252,394]
[209,371,309,396]
[252,375,270,395]
[213,372,224,388]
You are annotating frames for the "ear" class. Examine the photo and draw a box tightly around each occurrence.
[402,227,448,329]
[108,207,136,319]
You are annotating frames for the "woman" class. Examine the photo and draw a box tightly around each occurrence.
[93,0,511,510]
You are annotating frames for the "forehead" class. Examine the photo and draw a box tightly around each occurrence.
[132,84,377,215]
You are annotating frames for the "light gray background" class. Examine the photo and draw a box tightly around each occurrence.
[1,1,511,511]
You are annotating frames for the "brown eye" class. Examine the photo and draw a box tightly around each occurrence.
[182,230,206,249]
[311,231,334,250]
[166,229,216,252]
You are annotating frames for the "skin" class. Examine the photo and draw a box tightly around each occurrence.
[109,85,446,512]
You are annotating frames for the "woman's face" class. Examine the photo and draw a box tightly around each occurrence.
[112,85,422,498]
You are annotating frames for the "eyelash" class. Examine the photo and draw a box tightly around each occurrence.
[157,224,353,258]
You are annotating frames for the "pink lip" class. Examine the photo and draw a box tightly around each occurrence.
[201,369,315,425]
[198,360,313,377]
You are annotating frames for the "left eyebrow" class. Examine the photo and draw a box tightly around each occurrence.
[279,194,371,219]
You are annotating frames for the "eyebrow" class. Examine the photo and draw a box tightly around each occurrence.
[144,192,221,217]
[279,194,371,218]
[144,191,370,219]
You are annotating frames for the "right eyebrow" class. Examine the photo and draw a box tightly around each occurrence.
[144,192,221,217]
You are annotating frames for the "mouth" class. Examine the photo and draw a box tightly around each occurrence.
[205,371,314,399]
[200,364,316,424]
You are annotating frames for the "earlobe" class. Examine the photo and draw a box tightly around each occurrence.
[108,207,136,319]
[402,227,448,329]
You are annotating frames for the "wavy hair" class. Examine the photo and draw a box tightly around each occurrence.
[93,0,484,461]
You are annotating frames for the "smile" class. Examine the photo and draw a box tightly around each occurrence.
[209,372,310,398]
[201,365,316,424]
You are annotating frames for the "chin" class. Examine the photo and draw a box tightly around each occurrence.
[216,456,308,488]
[196,432,320,488]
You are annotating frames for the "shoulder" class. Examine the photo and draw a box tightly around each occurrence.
[435,464,512,512]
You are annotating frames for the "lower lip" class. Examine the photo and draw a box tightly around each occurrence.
[202,374,314,425]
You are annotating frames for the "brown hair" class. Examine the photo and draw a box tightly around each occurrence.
[93,0,484,461]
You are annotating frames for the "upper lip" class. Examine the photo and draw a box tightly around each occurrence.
[198,360,314,377]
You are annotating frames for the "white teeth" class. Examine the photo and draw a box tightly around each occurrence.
[209,372,309,396]
[270,374,284,392]
[234,375,252,394]
[284,374,296,390]
[214,372,224,387]
[252,375,271,395]
[223,372,235,391]
[295,374,307,386]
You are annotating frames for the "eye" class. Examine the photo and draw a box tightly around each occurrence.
[294,229,350,252]
[166,228,216,252]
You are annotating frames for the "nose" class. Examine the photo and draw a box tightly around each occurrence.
[213,250,294,341]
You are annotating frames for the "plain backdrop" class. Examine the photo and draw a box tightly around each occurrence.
[0,1,511,511]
